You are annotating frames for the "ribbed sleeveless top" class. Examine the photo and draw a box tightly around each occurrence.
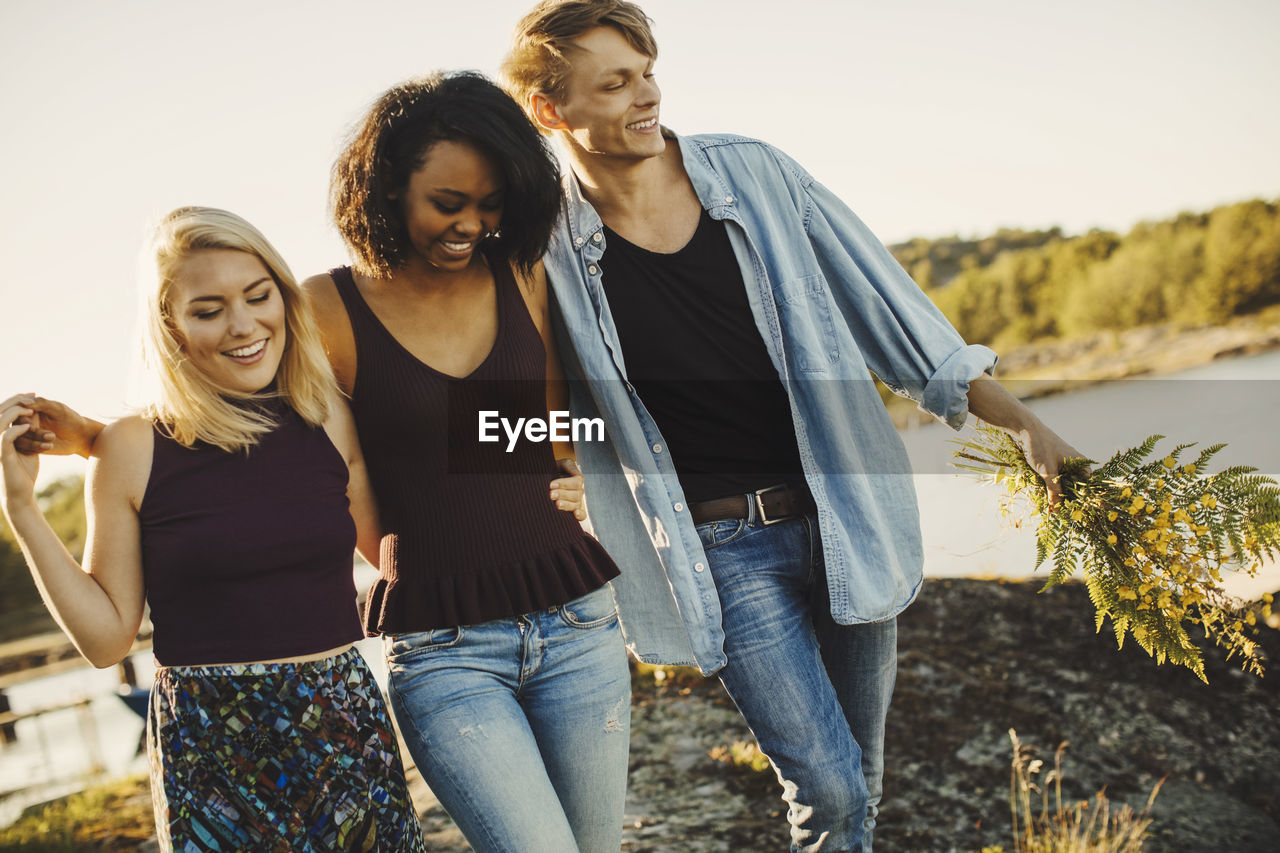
[330,253,618,634]
[138,401,363,666]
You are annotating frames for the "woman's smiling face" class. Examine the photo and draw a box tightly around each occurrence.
[396,139,505,273]
[168,248,286,394]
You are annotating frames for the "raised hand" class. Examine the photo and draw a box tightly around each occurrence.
[1,394,41,513]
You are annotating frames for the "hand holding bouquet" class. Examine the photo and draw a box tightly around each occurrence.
[954,428,1280,680]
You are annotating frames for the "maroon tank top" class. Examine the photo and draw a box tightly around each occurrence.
[138,401,363,665]
[331,252,618,634]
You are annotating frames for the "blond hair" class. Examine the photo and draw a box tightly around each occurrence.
[501,0,657,129]
[138,206,336,452]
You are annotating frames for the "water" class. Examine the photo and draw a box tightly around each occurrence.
[904,348,1280,601]
[1,352,1277,825]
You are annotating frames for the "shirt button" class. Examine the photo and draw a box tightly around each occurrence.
[674,502,684,512]
[592,232,603,243]
[588,264,599,275]
[574,236,585,246]
[694,562,706,573]
[724,195,734,203]
[652,444,663,454]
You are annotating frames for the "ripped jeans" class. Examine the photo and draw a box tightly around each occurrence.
[384,584,630,853]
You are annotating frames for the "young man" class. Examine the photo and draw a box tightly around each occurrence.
[502,2,1080,850]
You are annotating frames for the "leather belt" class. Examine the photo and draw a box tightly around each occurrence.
[689,484,815,526]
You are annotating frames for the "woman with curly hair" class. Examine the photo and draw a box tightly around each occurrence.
[301,72,630,853]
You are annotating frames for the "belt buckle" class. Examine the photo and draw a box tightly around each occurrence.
[754,484,788,526]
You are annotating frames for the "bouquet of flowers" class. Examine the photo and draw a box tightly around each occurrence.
[953,427,1280,680]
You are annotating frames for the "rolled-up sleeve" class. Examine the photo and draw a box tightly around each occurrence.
[784,151,997,430]
[921,343,999,429]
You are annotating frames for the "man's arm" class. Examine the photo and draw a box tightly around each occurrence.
[966,374,1083,505]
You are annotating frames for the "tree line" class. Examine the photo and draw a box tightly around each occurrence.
[890,198,1280,349]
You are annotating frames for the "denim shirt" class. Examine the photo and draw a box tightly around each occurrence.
[545,131,997,674]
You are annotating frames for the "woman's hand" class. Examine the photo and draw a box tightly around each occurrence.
[2,394,41,513]
[550,458,586,521]
[12,396,102,458]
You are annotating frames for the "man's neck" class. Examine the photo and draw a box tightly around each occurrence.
[562,134,704,252]
[565,136,688,224]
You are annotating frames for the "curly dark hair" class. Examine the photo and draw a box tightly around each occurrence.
[331,71,561,278]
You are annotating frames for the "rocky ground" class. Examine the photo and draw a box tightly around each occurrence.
[406,578,1280,852]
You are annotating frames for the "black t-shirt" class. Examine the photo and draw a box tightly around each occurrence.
[599,209,805,502]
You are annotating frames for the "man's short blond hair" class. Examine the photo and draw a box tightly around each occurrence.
[501,0,658,128]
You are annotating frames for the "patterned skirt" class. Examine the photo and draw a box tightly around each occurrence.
[147,647,426,852]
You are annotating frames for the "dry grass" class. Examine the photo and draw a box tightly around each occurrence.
[985,730,1163,853]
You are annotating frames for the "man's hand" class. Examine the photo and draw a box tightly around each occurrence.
[966,375,1083,507]
[1017,422,1085,507]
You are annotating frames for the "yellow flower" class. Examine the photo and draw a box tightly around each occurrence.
[1154,478,1166,490]
[1183,463,1196,475]
[1121,486,1132,498]
[1129,497,1146,514]
[1107,511,1118,522]
[1118,586,1138,601]
[1264,593,1275,604]
[1246,611,1257,627]
[1123,558,1137,567]
[1162,456,1176,469]
[1202,495,1217,509]
[1106,534,1118,545]
[1071,509,1083,522]
[1157,590,1173,610]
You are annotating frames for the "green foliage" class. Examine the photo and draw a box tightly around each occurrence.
[954,429,1280,680]
[899,199,1280,348]
[1000,730,1161,853]
[890,228,1064,292]
[0,476,87,642]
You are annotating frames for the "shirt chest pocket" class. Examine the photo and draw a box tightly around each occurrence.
[774,274,841,375]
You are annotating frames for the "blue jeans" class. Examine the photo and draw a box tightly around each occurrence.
[697,510,897,853]
[384,585,630,853]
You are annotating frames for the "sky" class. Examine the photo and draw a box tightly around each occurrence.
[2,0,1279,483]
